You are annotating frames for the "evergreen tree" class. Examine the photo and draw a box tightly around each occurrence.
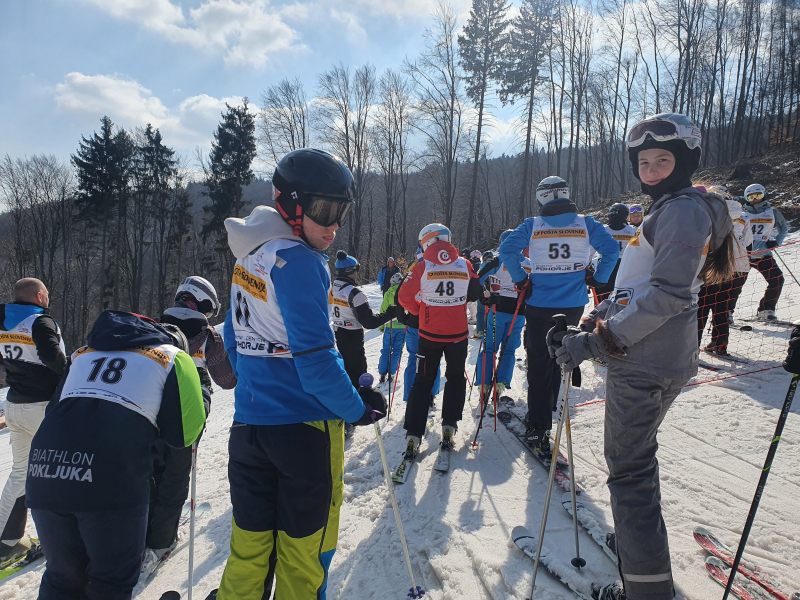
[500,0,554,219]
[202,98,256,241]
[459,0,510,244]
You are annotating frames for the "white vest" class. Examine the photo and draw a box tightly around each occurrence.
[605,224,638,258]
[59,344,180,427]
[331,279,361,330]
[749,207,775,242]
[528,215,593,274]
[231,238,321,358]
[0,314,65,366]
[419,258,471,306]
[497,258,532,298]
[732,212,752,273]
[611,227,708,306]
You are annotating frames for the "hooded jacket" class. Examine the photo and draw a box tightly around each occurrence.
[0,303,66,404]
[499,201,619,309]
[222,206,366,426]
[743,199,788,258]
[592,188,734,380]
[397,240,481,343]
[26,311,205,512]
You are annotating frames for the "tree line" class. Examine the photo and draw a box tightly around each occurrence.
[2,0,799,352]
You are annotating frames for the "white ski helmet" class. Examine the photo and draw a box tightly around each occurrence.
[744,183,766,203]
[419,223,452,251]
[626,113,702,151]
[175,276,220,318]
[536,176,570,205]
[707,185,732,201]
[390,272,404,286]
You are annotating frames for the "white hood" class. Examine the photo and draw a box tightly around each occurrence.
[726,198,744,219]
[225,206,299,259]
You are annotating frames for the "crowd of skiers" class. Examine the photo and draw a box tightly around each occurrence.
[0,112,795,600]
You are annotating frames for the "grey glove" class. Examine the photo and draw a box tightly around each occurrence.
[554,332,607,371]
[546,325,581,358]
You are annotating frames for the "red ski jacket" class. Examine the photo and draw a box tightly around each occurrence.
[398,240,481,343]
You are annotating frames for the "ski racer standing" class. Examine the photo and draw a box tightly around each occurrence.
[474,229,531,413]
[696,186,753,355]
[394,248,442,403]
[549,113,735,600]
[499,176,618,455]
[0,278,65,564]
[377,257,400,294]
[142,276,237,576]
[591,203,638,303]
[217,148,386,600]
[378,272,405,384]
[398,224,481,458]
[27,310,205,600]
[743,183,788,321]
[331,250,396,387]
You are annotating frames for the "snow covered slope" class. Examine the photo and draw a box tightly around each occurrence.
[0,275,799,599]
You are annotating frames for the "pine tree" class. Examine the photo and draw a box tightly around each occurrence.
[500,0,554,219]
[202,99,257,242]
[459,0,510,244]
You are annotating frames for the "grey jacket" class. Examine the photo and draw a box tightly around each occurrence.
[592,188,733,380]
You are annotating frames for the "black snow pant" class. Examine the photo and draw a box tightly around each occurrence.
[404,337,468,439]
[605,362,688,600]
[146,439,193,550]
[593,259,621,304]
[33,504,148,600]
[696,274,747,351]
[749,255,784,312]
[334,328,366,389]
[524,305,584,432]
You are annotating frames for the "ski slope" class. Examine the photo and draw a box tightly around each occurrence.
[0,258,799,600]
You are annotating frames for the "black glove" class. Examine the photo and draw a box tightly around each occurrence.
[766,240,779,249]
[546,325,581,358]
[479,289,497,306]
[585,276,601,289]
[783,324,800,374]
[515,277,532,301]
[353,387,388,426]
[395,308,409,325]
[384,305,398,319]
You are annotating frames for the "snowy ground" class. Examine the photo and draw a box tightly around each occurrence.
[1,241,800,599]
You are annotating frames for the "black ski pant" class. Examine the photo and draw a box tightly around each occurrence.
[146,439,193,550]
[33,504,148,600]
[524,305,584,432]
[404,337,468,439]
[593,259,621,304]
[334,328,366,389]
[749,255,784,312]
[696,274,747,350]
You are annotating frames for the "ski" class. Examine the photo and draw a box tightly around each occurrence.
[496,406,576,494]
[561,493,617,565]
[742,318,796,327]
[512,525,594,599]
[699,360,724,372]
[694,526,794,600]
[433,432,454,473]
[159,592,181,600]
[706,556,773,600]
[0,541,44,581]
[702,350,749,364]
[179,501,211,527]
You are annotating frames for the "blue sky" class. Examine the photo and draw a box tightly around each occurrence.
[0,0,521,172]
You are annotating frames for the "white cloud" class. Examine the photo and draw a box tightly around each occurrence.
[54,72,242,152]
[77,0,302,67]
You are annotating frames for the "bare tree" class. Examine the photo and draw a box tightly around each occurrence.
[259,77,311,170]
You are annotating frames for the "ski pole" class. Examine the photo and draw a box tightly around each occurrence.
[360,373,426,599]
[188,441,197,600]
[564,393,585,570]
[491,305,498,431]
[479,303,490,417]
[722,372,799,600]
[389,326,407,418]
[773,249,800,289]
[471,291,526,447]
[466,311,487,408]
[529,314,571,599]
[387,319,394,388]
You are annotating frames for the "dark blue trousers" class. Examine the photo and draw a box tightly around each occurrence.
[33,504,148,600]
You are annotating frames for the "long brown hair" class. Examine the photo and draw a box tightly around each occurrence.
[692,179,738,285]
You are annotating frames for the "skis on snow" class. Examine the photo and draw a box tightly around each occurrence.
[433,436,453,473]
[0,539,44,581]
[560,493,617,565]
[694,526,798,600]
[179,501,211,527]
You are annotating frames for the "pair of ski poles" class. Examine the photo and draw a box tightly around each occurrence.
[528,314,585,598]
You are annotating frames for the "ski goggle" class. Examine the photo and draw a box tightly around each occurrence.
[627,120,681,147]
[304,196,355,227]
[630,206,643,213]
[746,191,765,202]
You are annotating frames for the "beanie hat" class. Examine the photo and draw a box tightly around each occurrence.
[628,138,701,200]
[335,250,359,275]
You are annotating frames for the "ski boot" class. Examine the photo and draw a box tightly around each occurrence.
[0,538,33,569]
[591,581,626,600]
[703,344,729,356]
[379,373,387,384]
[404,436,421,461]
[757,309,778,322]
[524,426,552,457]
[440,424,456,451]
[141,540,177,580]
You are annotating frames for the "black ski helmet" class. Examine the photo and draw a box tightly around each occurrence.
[608,203,629,221]
[272,149,356,236]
